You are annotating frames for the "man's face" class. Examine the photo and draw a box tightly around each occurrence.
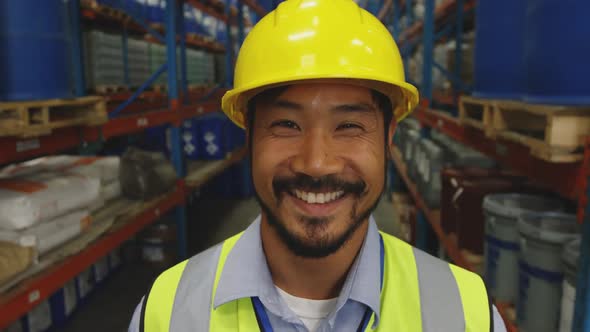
[250,83,389,258]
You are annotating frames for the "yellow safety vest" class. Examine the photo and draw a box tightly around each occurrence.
[142,232,491,331]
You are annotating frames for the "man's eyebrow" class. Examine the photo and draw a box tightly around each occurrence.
[272,99,304,110]
[332,102,377,113]
[271,100,377,113]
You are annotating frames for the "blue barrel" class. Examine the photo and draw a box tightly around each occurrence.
[148,0,164,24]
[473,0,526,99]
[0,1,72,100]
[524,0,590,105]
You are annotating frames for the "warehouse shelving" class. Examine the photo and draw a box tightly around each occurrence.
[0,146,246,328]
[391,143,519,331]
[0,0,261,328]
[387,0,590,330]
[0,93,223,165]
[390,147,471,269]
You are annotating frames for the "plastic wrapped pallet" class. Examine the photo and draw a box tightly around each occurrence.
[0,173,100,231]
[0,210,91,257]
[119,148,178,200]
[0,155,120,185]
[102,180,121,202]
[83,30,125,89]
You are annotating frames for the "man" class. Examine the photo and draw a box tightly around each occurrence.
[129,0,507,330]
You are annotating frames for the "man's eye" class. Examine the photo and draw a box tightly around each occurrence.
[337,123,363,130]
[271,120,300,130]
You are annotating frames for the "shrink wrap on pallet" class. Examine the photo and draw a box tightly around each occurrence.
[0,156,120,185]
[102,180,121,202]
[0,210,91,256]
[0,173,100,230]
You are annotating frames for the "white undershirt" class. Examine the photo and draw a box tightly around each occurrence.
[275,286,338,332]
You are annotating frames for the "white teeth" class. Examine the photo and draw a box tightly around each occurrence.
[317,193,325,204]
[294,190,346,204]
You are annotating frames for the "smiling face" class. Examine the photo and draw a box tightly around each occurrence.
[249,82,392,258]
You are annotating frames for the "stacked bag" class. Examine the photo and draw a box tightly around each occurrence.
[0,156,121,284]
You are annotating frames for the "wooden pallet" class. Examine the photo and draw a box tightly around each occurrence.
[92,85,129,94]
[149,84,168,93]
[149,23,165,33]
[460,96,590,162]
[458,95,496,137]
[0,96,107,138]
[82,0,126,20]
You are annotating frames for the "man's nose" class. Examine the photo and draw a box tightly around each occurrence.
[290,128,345,179]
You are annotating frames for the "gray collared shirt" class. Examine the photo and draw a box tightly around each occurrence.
[129,215,506,331]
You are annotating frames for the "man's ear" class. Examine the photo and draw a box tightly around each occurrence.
[387,117,398,160]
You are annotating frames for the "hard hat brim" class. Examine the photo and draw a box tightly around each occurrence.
[222,76,419,129]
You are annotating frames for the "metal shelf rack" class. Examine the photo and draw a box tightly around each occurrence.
[385,0,590,331]
[0,0,266,328]
[0,147,247,328]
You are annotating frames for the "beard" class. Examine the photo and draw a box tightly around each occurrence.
[254,173,383,259]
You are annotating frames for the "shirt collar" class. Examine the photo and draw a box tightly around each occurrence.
[213,215,382,327]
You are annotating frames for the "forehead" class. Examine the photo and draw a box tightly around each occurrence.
[261,82,374,106]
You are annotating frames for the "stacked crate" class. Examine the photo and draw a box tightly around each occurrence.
[148,43,168,86]
[127,38,150,88]
[186,50,215,86]
[83,30,124,90]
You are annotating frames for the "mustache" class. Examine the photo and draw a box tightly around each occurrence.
[272,173,366,198]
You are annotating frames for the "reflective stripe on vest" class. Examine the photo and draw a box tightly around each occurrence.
[143,231,490,331]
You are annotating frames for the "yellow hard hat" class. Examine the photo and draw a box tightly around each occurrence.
[221,0,419,128]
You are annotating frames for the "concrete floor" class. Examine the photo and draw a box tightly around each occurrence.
[61,195,400,332]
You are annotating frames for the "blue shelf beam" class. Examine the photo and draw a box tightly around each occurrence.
[420,0,435,103]
[69,0,86,97]
[165,0,187,260]
[109,63,168,118]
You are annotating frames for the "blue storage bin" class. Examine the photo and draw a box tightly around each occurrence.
[141,125,170,157]
[49,280,78,327]
[194,113,227,160]
[0,0,73,100]
[473,0,526,99]
[75,268,96,305]
[22,300,53,332]
[524,0,590,104]
[108,246,124,272]
[182,119,201,160]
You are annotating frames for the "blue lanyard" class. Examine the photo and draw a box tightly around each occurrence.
[252,235,385,332]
